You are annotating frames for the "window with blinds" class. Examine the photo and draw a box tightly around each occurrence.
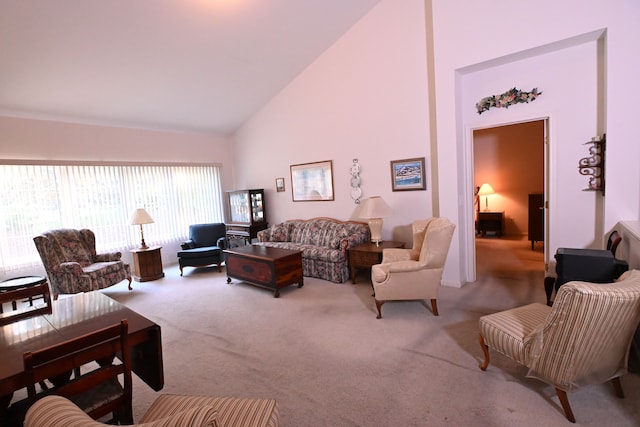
[0,164,225,276]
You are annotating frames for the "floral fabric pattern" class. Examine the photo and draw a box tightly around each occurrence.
[33,229,132,297]
[256,218,369,283]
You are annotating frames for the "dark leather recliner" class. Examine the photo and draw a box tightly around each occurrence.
[177,223,227,276]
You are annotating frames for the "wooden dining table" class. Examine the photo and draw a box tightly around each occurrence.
[0,290,163,419]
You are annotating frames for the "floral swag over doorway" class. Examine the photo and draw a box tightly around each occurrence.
[476,87,542,115]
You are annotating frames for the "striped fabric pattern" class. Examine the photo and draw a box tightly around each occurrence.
[140,394,279,427]
[480,269,640,392]
[479,303,551,366]
[528,274,640,391]
[25,395,219,427]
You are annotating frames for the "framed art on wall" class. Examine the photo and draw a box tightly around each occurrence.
[275,177,285,192]
[390,157,426,191]
[290,160,334,201]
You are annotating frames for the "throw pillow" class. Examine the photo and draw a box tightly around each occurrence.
[270,222,290,242]
[181,241,196,250]
[331,228,349,249]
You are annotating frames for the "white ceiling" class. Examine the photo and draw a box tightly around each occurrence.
[0,0,382,134]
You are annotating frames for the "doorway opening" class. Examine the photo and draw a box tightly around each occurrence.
[470,119,548,283]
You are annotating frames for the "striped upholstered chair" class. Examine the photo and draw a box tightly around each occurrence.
[478,269,640,423]
[25,394,279,427]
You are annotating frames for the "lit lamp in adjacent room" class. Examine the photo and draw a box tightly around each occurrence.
[129,208,154,249]
[478,183,495,211]
[357,196,392,246]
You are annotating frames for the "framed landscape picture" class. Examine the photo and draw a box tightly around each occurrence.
[390,157,426,191]
[290,160,334,201]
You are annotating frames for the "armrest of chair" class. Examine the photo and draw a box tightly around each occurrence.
[372,260,423,283]
[381,248,414,263]
[216,237,227,250]
[93,252,122,262]
[58,262,85,275]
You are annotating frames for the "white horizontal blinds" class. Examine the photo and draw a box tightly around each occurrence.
[0,164,224,277]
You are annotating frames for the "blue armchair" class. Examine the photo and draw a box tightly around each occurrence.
[177,223,227,276]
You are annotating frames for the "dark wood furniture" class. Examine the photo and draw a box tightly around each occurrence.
[0,276,49,314]
[224,245,303,297]
[226,189,268,244]
[22,319,133,424]
[0,291,163,424]
[477,211,504,237]
[130,246,164,282]
[528,193,544,250]
[0,281,51,325]
[347,241,405,284]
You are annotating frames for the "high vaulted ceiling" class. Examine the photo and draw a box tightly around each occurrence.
[0,0,382,134]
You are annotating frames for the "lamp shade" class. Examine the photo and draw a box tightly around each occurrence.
[129,208,154,225]
[477,183,495,196]
[356,196,392,219]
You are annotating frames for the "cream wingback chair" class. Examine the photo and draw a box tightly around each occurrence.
[479,270,640,423]
[371,217,455,319]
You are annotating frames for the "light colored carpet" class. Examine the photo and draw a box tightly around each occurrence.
[97,236,640,426]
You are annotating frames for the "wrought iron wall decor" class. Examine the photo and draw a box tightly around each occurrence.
[578,133,605,194]
[476,87,542,115]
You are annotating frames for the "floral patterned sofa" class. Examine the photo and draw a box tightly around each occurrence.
[255,217,370,283]
[33,229,132,298]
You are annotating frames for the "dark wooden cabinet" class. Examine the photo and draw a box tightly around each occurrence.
[130,246,164,282]
[226,189,267,244]
[528,193,544,250]
[477,211,504,237]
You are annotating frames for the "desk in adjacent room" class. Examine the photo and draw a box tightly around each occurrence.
[477,211,504,237]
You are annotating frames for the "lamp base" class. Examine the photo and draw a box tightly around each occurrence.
[368,218,383,247]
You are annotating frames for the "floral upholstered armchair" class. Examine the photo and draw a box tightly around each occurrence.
[33,229,132,298]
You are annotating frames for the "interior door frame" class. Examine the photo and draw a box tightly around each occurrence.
[464,117,550,282]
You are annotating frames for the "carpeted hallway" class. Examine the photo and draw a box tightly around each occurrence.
[97,236,640,426]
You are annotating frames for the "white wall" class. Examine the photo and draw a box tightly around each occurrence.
[234,0,432,245]
[431,0,640,285]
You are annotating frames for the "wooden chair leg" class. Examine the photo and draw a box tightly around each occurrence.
[555,388,576,423]
[479,334,490,371]
[611,377,624,398]
[375,299,384,319]
[430,299,439,316]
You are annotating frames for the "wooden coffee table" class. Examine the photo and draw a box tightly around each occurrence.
[348,241,405,284]
[224,245,303,297]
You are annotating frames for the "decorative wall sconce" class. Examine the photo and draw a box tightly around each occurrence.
[578,133,605,194]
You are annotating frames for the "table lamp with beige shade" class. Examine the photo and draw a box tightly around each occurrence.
[129,208,154,249]
[477,183,495,211]
[356,196,392,246]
